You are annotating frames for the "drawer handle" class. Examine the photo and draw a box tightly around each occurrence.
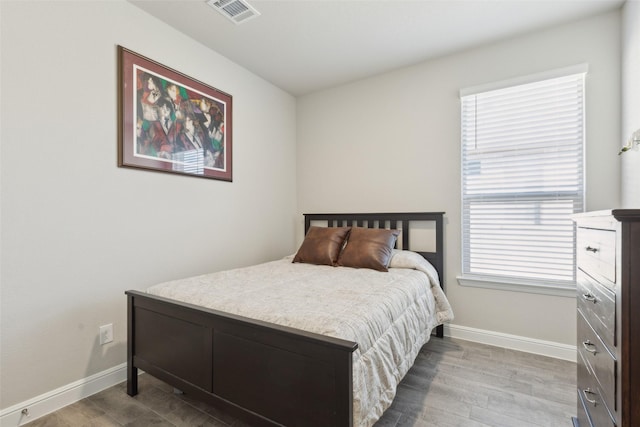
[582,293,597,303]
[585,246,599,253]
[582,388,598,406]
[582,340,598,354]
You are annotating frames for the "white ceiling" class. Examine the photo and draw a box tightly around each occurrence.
[129,0,625,96]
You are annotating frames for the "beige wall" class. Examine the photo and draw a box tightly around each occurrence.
[0,1,297,409]
[621,0,640,207]
[297,11,621,346]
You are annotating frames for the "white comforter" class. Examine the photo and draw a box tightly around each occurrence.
[147,250,454,427]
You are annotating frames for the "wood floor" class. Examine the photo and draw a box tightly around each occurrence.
[24,337,576,427]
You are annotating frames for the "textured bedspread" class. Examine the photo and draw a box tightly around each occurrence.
[147,250,453,427]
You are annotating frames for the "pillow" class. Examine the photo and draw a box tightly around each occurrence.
[292,226,351,266]
[337,227,400,272]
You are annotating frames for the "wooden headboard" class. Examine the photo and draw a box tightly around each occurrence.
[303,212,445,284]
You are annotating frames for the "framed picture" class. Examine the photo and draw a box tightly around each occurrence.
[118,46,232,181]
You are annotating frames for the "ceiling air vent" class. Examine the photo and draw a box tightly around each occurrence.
[205,0,261,25]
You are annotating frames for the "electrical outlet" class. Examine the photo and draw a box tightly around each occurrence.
[99,324,113,345]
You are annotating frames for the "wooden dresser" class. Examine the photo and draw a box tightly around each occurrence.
[572,210,640,427]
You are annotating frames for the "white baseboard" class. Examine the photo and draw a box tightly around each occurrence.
[0,363,127,427]
[443,323,577,362]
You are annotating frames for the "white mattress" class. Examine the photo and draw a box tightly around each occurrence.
[147,249,454,427]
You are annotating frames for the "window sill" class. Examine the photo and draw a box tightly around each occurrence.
[457,274,576,298]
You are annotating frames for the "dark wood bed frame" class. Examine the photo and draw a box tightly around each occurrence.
[126,212,445,427]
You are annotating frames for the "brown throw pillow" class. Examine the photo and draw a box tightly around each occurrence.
[293,226,351,266]
[337,227,400,272]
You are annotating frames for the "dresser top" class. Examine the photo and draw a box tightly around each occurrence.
[573,209,640,222]
[612,209,640,221]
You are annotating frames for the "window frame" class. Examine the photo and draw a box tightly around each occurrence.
[457,64,587,298]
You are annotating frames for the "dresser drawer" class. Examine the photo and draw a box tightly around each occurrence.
[577,270,616,351]
[577,310,616,421]
[577,227,616,287]
[577,350,616,427]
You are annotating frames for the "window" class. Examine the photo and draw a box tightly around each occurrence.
[459,66,586,295]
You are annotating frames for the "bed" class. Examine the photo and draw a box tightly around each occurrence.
[125,212,453,427]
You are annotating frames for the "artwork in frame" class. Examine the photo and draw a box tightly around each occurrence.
[118,46,232,181]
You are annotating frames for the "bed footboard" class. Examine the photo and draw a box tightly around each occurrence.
[126,290,358,427]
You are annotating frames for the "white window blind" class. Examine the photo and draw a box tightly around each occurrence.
[461,71,585,285]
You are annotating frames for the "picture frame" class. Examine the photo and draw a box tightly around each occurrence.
[118,46,233,181]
